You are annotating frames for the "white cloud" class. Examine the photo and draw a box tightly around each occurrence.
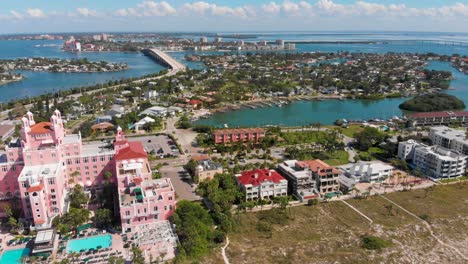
[10,10,23,19]
[299,1,313,11]
[139,1,176,16]
[182,1,254,18]
[282,1,300,13]
[262,2,281,14]
[26,8,46,18]
[76,8,97,17]
[116,1,176,17]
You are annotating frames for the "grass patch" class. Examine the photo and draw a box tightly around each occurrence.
[323,150,349,166]
[280,131,329,145]
[198,183,467,264]
[335,124,364,138]
[438,175,468,183]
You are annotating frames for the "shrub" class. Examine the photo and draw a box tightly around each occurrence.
[307,199,319,206]
[361,235,392,250]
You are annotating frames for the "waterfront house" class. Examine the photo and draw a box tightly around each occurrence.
[296,160,340,196]
[213,128,265,144]
[339,161,394,183]
[236,169,288,201]
[406,111,468,127]
[277,160,317,201]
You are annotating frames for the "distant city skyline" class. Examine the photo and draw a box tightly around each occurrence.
[1,1,468,34]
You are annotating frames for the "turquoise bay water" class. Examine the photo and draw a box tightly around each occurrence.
[195,60,468,127]
[0,40,165,102]
[1,33,467,126]
[66,234,112,253]
[0,248,30,264]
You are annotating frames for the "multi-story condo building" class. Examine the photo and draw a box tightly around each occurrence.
[398,140,467,180]
[339,161,394,183]
[235,169,287,201]
[296,160,340,196]
[0,111,176,238]
[213,128,265,144]
[429,126,468,155]
[277,160,317,201]
[406,111,468,127]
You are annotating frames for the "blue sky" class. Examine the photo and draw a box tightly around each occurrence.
[1,1,468,33]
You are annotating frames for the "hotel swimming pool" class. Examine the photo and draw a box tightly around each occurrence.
[66,234,112,253]
[0,248,30,264]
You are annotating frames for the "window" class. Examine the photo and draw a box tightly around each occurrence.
[36,209,40,212]
[1,167,6,172]
[21,182,28,188]
[164,206,167,211]
[12,165,16,171]
[92,157,97,162]
[126,211,130,216]
[48,178,55,185]
[75,159,80,164]
[85,166,89,170]
[93,165,97,169]
[37,214,41,218]
[83,157,89,163]
[100,156,105,161]
[24,192,28,196]
[67,159,72,165]
[51,189,55,193]
[51,195,56,199]
[52,201,57,205]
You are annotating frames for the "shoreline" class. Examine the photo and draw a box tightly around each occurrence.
[204,93,413,116]
[0,76,24,86]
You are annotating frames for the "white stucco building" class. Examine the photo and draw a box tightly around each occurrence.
[339,161,394,183]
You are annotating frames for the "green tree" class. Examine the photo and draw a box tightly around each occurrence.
[69,185,89,209]
[131,247,145,264]
[93,208,112,228]
[355,127,386,151]
[170,201,219,259]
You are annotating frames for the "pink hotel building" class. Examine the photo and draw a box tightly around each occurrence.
[0,110,176,234]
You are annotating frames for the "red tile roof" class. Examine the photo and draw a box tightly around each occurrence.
[188,99,203,105]
[236,169,285,186]
[297,159,340,175]
[115,142,147,160]
[28,183,44,192]
[30,122,53,134]
[408,111,468,119]
[214,128,265,135]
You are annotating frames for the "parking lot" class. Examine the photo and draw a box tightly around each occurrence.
[129,135,180,158]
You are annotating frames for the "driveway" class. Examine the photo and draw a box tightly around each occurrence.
[159,165,201,201]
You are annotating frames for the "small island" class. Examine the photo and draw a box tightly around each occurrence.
[399,93,465,112]
[0,57,129,86]
[0,57,128,73]
[0,71,23,85]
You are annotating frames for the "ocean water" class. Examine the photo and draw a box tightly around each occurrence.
[0,40,165,102]
[0,32,467,126]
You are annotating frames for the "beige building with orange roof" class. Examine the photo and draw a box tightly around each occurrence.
[297,159,340,196]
